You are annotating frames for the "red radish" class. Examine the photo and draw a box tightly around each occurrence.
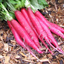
[15,10,41,48]
[21,8,38,38]
[7,20,38,59]
[28,8,54,54]
[34,11,64,54]
[27,8,53,51]
[7,20,26,49]
[10,19,43,53]
[35,11,64,38]
[48,22,64,33]
[36,16,58,47]
[0,3,42,56]
[36,17,64,54]
[21,8,53,54]
[1,3,43,54]
[21,8,32,26]
[49,26,64,39]
[33,27,53,54]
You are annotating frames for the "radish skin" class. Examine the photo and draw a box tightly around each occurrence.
[21,8,53,54]
[21,8,32,27]
[15,10,41,48]
[35,11,64,38]
[27,8,51,46]
[7,20,38,59]
[48,22,64,33]
[10,19,43,53]
[36,17,58,47]
[21,8,39,38]
[35,11,64,54]
[36,17,64,54]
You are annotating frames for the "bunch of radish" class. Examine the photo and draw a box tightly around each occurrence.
[0,0,64,59]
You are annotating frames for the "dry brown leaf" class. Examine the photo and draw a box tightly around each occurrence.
[39,58,49,63]
[4,43,8,51]
[10,40,16,45]
[22,59,33,62]
[51,62,58,64]
[15,55,20,59]
[0,30,4,34]
[37,62,42,64]
[4,55,10,64]
[0,55,4,59]
[3,32,7,42]
[0,36,3,41]
[0,42,4,49]
[20,51,27,58]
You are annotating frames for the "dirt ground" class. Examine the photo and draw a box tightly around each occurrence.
[0,0,64,64]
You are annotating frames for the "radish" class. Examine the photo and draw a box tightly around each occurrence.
[48,22,64,33]
[1,0,64,55]
[21,8,39,38]
[36,16,64,54]
[11,19,43,54]
[7,20,38,59]
[35,11,64,38]
[34,11,64,54]
[27,8,51,50]
[27,8,64,54]
[6,0,54,54]
[14,10,41,48]
[0,3,43,54]
[21,8,53,54]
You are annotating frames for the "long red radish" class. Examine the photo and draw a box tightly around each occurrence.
[0,3,42,56]
[21,8,53,54]
[36,17,64,54]
[27,8,52,50]
[49,26,64,39]
[35,11,64,38]
[33,28,53,54]
[36,17,58,47]
[10,19,43,53]
[21,8,39,38]
[21,8,32,27]
[7,20,26,49]
[7,20,38,59]
[14,10,41,48]
[48,22,64,33]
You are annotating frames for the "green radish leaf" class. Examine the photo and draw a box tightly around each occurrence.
[9,12,15,19]
[0,3,13,21]
[0,0,3,3]
[29,0,44,12]
[37,0,48,6]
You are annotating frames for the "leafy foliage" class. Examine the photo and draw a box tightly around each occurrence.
[7,0,25,10]
[0,3,13,21]
[25,0,48,12]
[0,0,48,20]
[0,3,5,20]
[30,0,44,11]
[37,0,48,6]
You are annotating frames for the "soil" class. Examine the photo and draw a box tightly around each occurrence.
[0,0,64,64]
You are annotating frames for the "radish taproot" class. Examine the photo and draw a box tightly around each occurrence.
[48,22,64,33]
[14,10,41,48]
[0,3,43,54]
[7,20,38,59]
[11,19,43,54]
[21,8,53,54]
[27,8,51,50]
[35,11,64,38]
[36,16,64,54]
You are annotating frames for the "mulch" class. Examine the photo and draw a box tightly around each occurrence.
[0,0,64,64]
